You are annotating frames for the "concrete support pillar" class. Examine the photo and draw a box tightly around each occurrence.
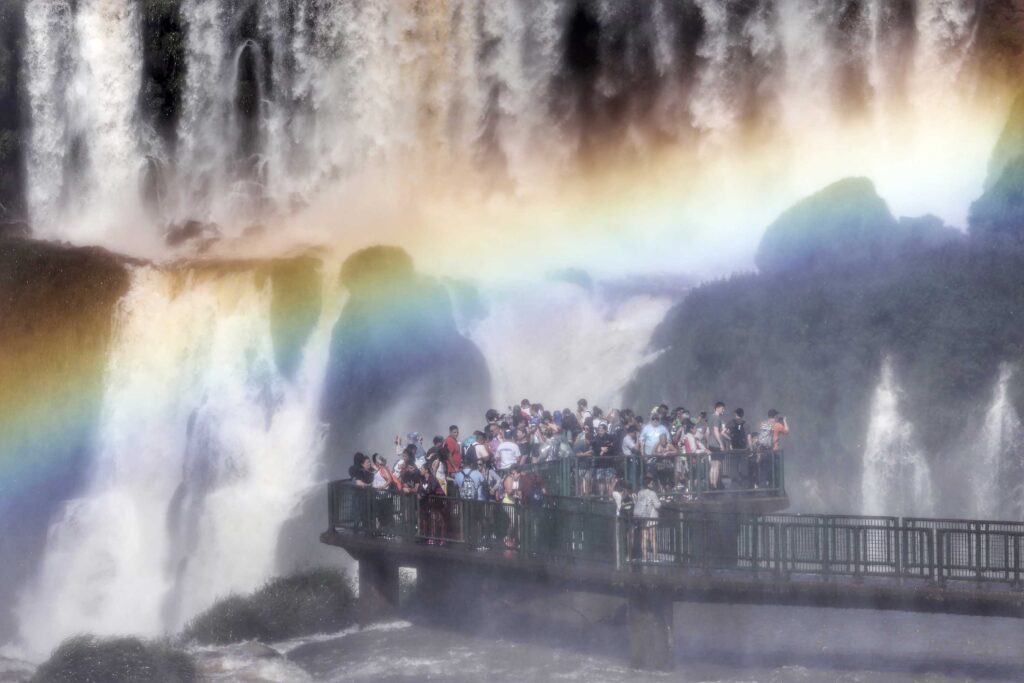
[627,590,674,671]
[357,555,400,626]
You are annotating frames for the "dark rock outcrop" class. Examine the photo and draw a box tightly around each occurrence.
[321,246,491,479]
[30,635,196,683]
[755,177,899,274]
[0,237,131,640]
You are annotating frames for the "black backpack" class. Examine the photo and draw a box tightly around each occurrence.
[731,419,748,449]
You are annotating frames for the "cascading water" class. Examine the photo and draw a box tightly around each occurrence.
[861,358,935,517]
[15,265,343,658]
[467,281,674,411]
[23,0,145,243]
[16,0,1007,264]
[973,364,1024,520]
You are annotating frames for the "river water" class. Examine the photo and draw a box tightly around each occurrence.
[207,597,1024,682]
[3,576,1021,681]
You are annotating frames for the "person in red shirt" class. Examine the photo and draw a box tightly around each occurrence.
[444,425,462,470]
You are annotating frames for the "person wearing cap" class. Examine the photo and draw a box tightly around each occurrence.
[640,414,669,457]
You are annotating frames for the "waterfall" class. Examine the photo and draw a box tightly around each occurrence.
[24,0,145,244]
[15,0,1004,256]
[973,364,1024,520]
[467,282,673,411]
[861,358,935,517]
[15,265,342,658]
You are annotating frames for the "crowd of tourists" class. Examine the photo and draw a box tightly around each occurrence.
[347,398,789,502]
[344,399,789,559]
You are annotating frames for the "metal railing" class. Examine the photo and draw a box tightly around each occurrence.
[328,481,1024,588]
[527,450,785,501]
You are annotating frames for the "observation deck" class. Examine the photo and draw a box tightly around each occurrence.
[321,473,1024,670]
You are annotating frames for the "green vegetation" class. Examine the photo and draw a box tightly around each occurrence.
[182,568,356,645]
[30,636,196,683]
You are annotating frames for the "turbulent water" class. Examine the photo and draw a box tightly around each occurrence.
[17,0,1005,269]
[860,357,935,517]
[9,601,1024,682]
[15,266,343,657]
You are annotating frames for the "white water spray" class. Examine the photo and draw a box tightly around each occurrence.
[861,358,934,517]
[16,265,342,657]
[17,0,1004,261]
[973,364,1024,520]
[468,282,673,410]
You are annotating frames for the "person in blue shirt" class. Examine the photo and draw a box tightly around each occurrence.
[640,415,669,456]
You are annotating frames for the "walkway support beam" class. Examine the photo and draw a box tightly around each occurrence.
[627,589,674,671]
[357,554,400,626]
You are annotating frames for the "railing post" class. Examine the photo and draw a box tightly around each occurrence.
[327,482,336,532]
[975,523,983,584]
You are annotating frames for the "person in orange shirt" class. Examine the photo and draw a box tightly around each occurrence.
[770,411,789,452]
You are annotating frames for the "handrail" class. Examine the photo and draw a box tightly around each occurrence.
[524,450,786,501]
[327,481,1024,589]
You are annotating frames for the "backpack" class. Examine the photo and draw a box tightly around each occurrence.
[730,419,747,449]
[459,470,479,500]
[757,420,774,450]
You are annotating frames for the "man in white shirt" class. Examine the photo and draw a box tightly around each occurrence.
[495,431,521,473]
[640,415,669,456]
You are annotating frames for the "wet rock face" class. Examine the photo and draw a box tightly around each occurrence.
[321,246,491,479]
[0,237,131,641]
[0,2,26,223]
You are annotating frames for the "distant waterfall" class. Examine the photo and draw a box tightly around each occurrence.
[973,364,1024,520]
[16,266,342,658]
[16,0,1002,253]
[467,281,673,411]
[861,358,935,517]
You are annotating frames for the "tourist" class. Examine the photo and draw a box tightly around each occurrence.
[576,398,592,427]
[772,411,789,451]
[652,433,678,456]
[729,408,752,485]
[560,407,581,441]
[621,423,641,488]
[707,402,729,489]
[417,461,447,543]
[486,423,502,459]
[371,453,399,491]
[621,424,639,456]
[348,452,374,487]
[634,475,661,561]
[515,425,531,463]
[729,408,750,450]
[519,466,545,505]
[444,425,462,470]
[428,444,453,495]
[466,430,489,465]
[454,454,484,500]
[399,451,422,493]
[478,458,503,502]
[640,414,669,457]
[495,430,522,474]
[590,422,615,496]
